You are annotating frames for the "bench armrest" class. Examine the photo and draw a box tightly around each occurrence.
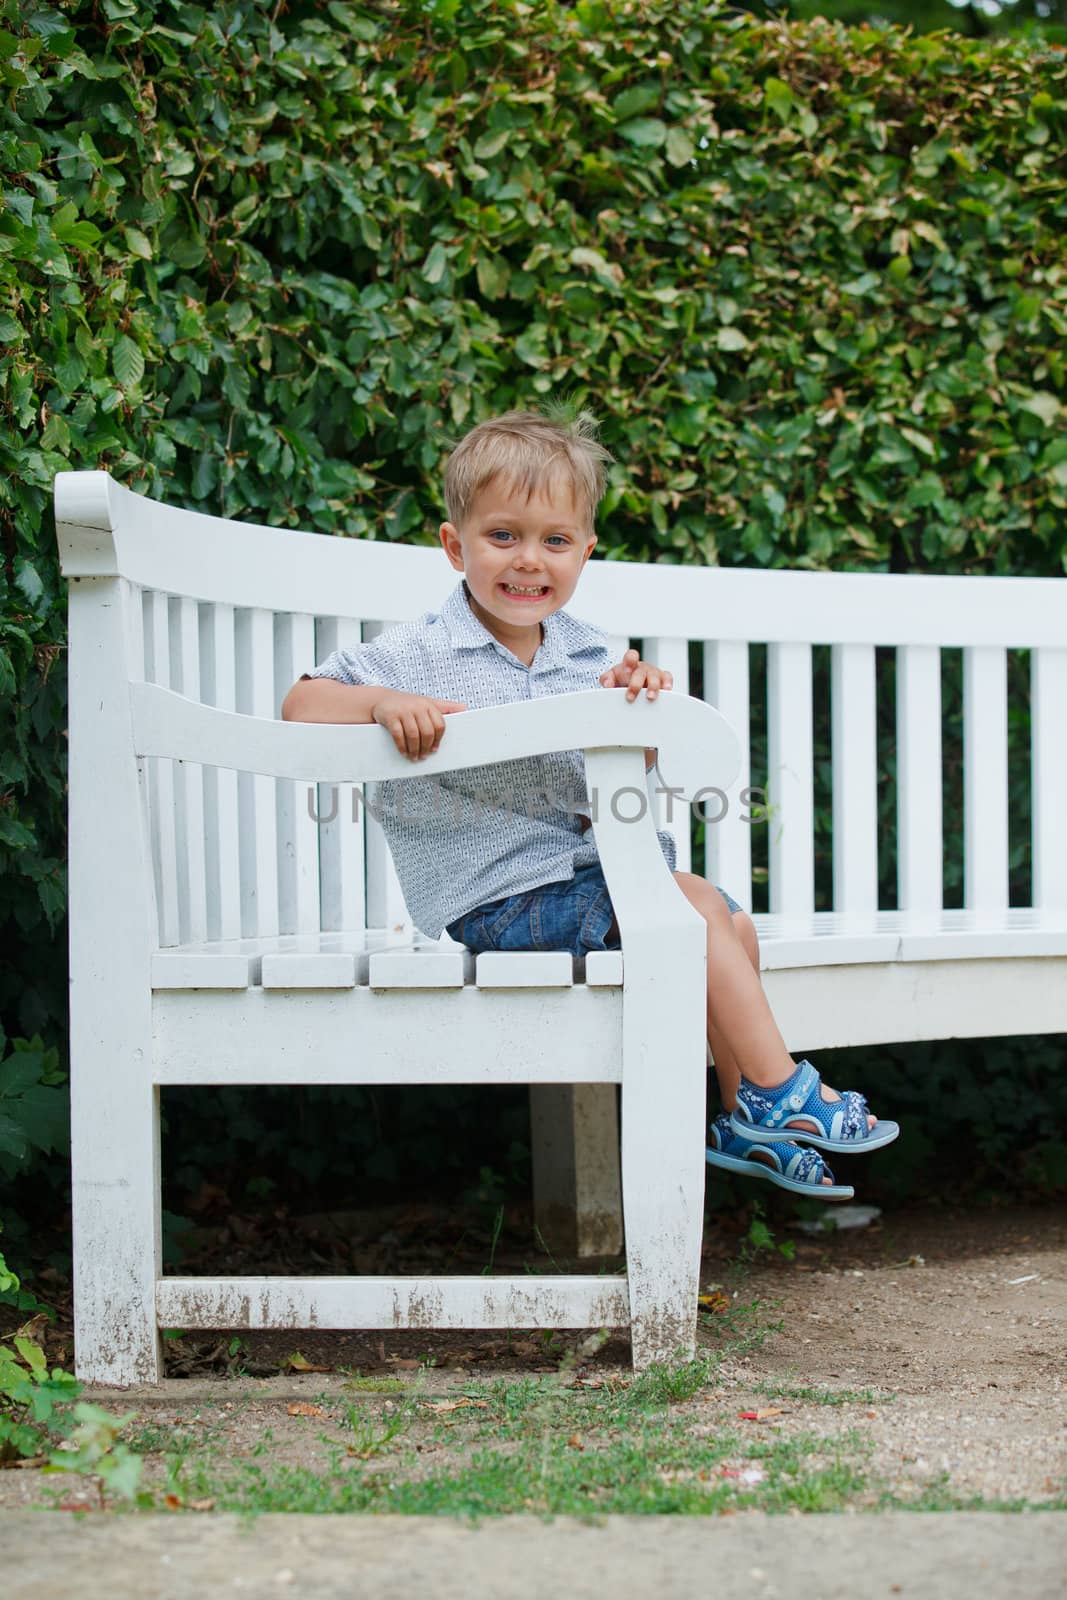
[129,684,740,802]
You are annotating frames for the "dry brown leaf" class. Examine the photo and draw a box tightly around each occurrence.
[164,1494,183,1510]
[189,1498,216,1512]
[567,1434,584,1450]
[287,1401,326,1418]
[283,1352,333,1374]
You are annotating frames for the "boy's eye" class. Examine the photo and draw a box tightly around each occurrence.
[489,530,515,542]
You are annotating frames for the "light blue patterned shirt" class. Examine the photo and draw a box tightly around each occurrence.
[310,581,675,937]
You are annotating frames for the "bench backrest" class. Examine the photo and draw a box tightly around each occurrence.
[57,472,1067,948]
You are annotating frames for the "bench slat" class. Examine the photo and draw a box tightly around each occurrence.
[963,646,1009,918]
[172,597,209,945]
[236,608,280,938]
[767,642,814,922]
[1032,646,1067,915]
[274,613,321,936]
[702,640,752,909]
[369,950,469,988]
[896,644,943,926]
[143,591,180,948]
[200,603,243,941]
[362,620,414,946]
[261,953,359,988]
[476,951,574,987]
[152,952,257,989]
[157,1274,629,1331]
[831,643,878,924]
[314,617,366,935]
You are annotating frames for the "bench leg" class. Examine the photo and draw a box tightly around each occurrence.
[71,1075,163,1386]
[529,1085,623,1258]
[620,950,706,1372]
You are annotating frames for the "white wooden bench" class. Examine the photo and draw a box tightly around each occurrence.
[56,472,1067,1386]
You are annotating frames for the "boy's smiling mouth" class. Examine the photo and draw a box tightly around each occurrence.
[500,583,550,598]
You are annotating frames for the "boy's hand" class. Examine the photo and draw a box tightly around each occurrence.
[371,690,467,760]
[599,649,673,702]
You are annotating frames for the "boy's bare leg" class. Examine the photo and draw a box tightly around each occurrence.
[672,872,877,1130]
[703,908,836,1188]
[704,909,759,1113]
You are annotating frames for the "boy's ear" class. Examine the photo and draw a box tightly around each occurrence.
[578,532,597,572]
[439,522,465,572]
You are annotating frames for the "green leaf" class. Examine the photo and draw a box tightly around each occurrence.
[2,190,34,226]
[716,326,748,352]
[665,128,694,168]
[14,560,43,605]
[112,335,145,390]
[13,1336,45,1373]
[422,242,448,285]
[123,226,152,260]
[473,128,510,159]
[899,426,936,460]
[569,247,621,285]
[476,253,510,300]
[618,118,667,149]
[612,84,660,122]
[54,351,87,393]
[1017,392,1061,427]
[764,77,794,123]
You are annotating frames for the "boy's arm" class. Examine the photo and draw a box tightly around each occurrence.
[282,677,466,760]
[282,676,384,724]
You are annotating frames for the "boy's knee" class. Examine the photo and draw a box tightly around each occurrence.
[673,870,734,929]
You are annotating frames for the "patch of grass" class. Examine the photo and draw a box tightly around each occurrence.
[342,1375,409,1395]
[169,1415,869,1518]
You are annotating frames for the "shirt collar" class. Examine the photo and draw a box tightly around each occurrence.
[441,582,603,666]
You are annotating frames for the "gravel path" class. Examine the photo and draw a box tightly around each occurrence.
[723,1201,1066,1503]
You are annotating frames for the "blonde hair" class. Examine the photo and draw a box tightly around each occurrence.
[443,406,613,529]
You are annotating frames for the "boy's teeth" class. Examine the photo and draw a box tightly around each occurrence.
[503,584,546,594]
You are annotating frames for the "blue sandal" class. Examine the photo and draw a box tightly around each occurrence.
[729,1059,900,1155]
[706,1114,854,1200]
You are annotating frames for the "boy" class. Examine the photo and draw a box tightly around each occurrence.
[282,409,898,1199]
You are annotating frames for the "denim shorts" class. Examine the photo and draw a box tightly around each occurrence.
[446,863,743,959]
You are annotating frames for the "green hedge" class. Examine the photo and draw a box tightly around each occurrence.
[2,1,1066,1253]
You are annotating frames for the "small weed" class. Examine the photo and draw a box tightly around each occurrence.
[344,1375,408,1395]
[49,1403,143,1507]
[735,1204,796,1271]
[700,1293,784,1354]
[625,1354,720,1409]
[481,1205,504,1276]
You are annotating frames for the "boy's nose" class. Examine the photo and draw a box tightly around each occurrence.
[512,544,545,571]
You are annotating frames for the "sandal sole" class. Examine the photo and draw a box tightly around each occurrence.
[728,1114,901,1155]
[705,1146,855,1200]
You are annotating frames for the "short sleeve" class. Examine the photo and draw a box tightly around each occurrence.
[308,620,426,693]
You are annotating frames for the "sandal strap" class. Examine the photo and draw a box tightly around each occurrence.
[783,1146,835,1187]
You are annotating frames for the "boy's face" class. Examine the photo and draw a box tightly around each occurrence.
[439,472,597,651]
